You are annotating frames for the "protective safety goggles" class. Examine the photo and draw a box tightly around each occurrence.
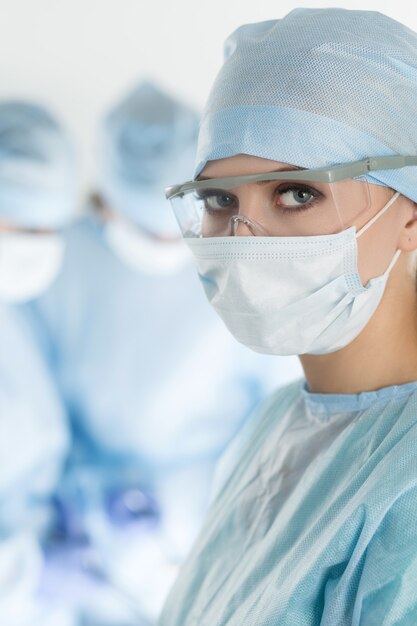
[165,156,417,237]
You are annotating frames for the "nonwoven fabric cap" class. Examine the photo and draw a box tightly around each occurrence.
[0,101,77,229]
[98,80,199,236]
[196,8,417,202]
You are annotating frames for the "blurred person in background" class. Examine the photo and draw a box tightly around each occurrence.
[0,100,78,625]
[27,80,301,625]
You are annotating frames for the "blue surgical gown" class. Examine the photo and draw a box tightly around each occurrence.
[0,303,69,535]
[158,379,417,626]
[0,304,73,625]
[26,215,302,620]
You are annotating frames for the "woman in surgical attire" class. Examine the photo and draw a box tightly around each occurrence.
[159,8,417,626]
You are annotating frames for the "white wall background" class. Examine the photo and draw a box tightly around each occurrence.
[0,0,416,191]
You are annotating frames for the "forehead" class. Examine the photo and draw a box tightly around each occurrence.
[200,154,300,179]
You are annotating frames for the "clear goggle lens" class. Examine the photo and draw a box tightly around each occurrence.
[169,177,371,237]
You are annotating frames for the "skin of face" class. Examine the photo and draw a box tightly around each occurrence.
[0,220,54,235]
[201,154,417,394]
[201,154,417,284]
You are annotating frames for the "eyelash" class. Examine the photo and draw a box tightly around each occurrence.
[196,190,238,212]
[196,184,324,214]
[274,184,323,213]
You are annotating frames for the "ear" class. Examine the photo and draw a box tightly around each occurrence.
[398,201,417,252]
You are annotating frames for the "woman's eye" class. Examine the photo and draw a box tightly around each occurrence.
[275,185,320,210]
[197,190,237,212]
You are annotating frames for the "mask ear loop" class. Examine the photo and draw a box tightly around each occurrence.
[356,191,400,238]
[356,191,402,277]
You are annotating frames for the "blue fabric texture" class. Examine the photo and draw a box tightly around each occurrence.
[98,81,199,235]
[26,216,301,622]
[195,8,417,203]
[159,379,417,625]
[0,304,71,625]
[0,101,77,228]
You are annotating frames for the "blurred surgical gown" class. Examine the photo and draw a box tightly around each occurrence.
[26,212,302,622]
[0,303,75,626]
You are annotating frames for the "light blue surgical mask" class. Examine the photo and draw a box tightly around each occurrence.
[186,192,401,356]
[104,217,190,276]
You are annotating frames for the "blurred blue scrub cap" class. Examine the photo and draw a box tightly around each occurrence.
[196,8,417,202]
[98,80,199,237]
[0,101,77,229]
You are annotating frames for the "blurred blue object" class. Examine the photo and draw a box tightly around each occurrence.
[0,101,77,229]
[0,305,69,537]
[0,100,78,624]
[29,209,302,624]
[105,487,160,527]
[0,531,79,626]
[25,81,302,623]
[0,100,77,303]
[0,230,65,303]
[98,81,199,237]
[0,305,73,625]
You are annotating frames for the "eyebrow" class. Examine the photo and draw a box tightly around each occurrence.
[197,165,303,182]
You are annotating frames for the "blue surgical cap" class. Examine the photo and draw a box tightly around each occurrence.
[196,8,417,202]
[0,101,77,229]
[98,80,200,236]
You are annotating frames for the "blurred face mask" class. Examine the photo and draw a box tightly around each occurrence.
[186,191,401,356]
[0,232,64,303]
[105,218,190,276]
